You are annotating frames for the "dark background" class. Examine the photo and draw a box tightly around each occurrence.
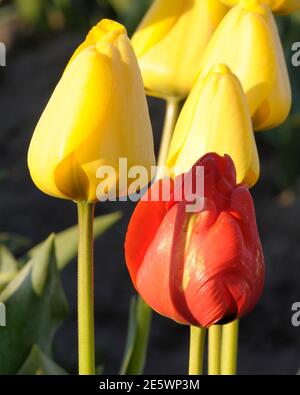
[0,0,300,375]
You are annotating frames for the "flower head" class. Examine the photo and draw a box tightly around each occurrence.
[167,64,259,187]
[198,1,291,130]
[28,19,155,202]
[125,153,264,328]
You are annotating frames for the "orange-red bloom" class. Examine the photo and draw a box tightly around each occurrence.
[125,153,264,328]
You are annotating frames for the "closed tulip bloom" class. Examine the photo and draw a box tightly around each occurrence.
[198,0,291,131]
[167,64,259,187]
[131,0,228,100]
[219,0,300,15]
[125,153,264,328]
[28,19,155,202]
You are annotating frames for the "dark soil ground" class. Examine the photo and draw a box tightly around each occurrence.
[1,31,300,375]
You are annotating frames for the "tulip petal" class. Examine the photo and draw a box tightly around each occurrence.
[125,179,173,286]
[219,0,300,15]
[167,65,260,186]
[28,47,113,200]
[132,0,228,99]
[197,2,291,130]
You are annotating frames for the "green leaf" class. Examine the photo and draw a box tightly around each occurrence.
[0,245,18,292]
[120,296,152,375]
[0,235,68,374]
[28,211,122,271]
[18,345,67,375]
[0,233,31,255]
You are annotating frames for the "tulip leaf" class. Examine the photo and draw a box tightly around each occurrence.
[0,245,18,292]
[18,345,67,375]
[120,296,152,375]
[0,232,31,255]
[120,297,137,375]
[28,211,122,271]
[0,235,68,374]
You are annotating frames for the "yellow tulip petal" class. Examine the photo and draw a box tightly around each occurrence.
[167,64,259,187]
[197,2,291,130]
[67,19,126,67]
[220,0,300,15]
[131,0,228,99]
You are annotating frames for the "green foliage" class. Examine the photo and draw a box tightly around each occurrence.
[7,0,151,33]
[120,296,152,375]
[28,211,122,271]
[0,235,68,374]
[0,211,121,374]
[18,345,67,375]
[0,233,31,255]
[0,245,18,292]
[14,0,48,26]
[11,0,103,30]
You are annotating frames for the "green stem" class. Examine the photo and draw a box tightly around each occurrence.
[221,320,239,375]
[208,325,222,375]
[77,202,95,375]
[189,326,206,375]
[128,99,181,374]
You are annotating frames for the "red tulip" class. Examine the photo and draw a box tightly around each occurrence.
[125,153,264,327]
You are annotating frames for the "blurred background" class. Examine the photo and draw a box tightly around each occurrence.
[0,0,300,375]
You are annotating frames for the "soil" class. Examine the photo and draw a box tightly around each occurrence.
[1,31,300,375]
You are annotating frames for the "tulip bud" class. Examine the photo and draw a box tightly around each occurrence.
[125,153,264,328]
[219,0,300,15]
[198,1,291,130]
[131,0,228,100]
[167,64,259,187]
[28,19,155,202]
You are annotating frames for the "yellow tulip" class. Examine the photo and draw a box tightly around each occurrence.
[28,19,155,203]
[219,0,300,15]
[197,0,291,131]
[131,0,228,100]
[167,64,259,187]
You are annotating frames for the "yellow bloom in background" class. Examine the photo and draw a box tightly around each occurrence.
[167,64,259,187]
[131,0,228,100]
[28,19,155,203]
[197,0,291,131]
[219,0,300,15]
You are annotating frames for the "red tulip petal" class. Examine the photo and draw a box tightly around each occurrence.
[135,202,192,324]
[125,178,173,286]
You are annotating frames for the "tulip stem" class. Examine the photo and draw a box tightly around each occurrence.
[188,326,206,375]
[208,325,222,375]
[221,320,239,375]
[156,99,181,179]
[77,202,95,375]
